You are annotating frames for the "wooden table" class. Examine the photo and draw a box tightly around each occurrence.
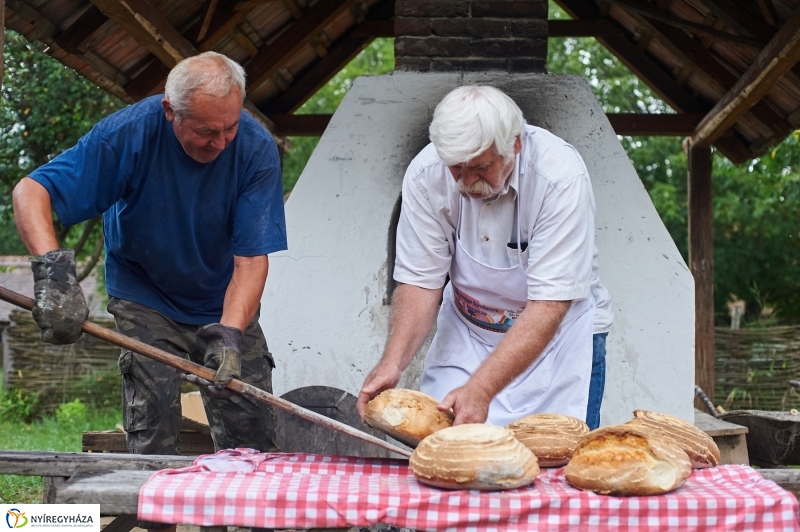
[693,408,750,465]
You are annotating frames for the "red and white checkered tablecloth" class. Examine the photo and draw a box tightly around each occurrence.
[138,449,800,531]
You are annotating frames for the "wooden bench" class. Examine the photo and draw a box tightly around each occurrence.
[693,408,750,465]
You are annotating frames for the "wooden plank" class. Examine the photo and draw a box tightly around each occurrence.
[714,433,750,465]
[697,0,775,42]
[606,113,703,135]
[57,470,149,514]
[83,431,215,456]
[0,451,194,477]
[245,0,353,91]
[124,59,171,100]
[196,0,220,42]
[548,18,624,37]
[690,7,800,148]
[89,0,198,68]
[694,409,749,436]
[268,113,332,136]
[688,145,715,406]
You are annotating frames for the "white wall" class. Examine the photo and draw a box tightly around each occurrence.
[261,72,695,426]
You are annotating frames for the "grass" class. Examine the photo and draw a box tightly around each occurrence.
[0,373,122,504]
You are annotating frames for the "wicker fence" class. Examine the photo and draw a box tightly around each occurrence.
[2,309,121,413]
[715,326,800,411]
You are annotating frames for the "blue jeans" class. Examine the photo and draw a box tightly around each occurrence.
[586,332,608,430]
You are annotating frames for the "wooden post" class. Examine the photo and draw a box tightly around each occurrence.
[688,145,714,407]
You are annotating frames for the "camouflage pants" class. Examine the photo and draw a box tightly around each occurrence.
[107,297,279,455]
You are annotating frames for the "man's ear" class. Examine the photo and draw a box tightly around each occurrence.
[514,135,522,155]
[162,98,175,123]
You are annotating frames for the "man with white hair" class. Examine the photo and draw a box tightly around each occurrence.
[13,53,284,470]
[357,85,612,428]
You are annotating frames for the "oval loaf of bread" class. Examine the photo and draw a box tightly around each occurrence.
[507,413,590,467]
[564,424,692,496]
[410,424,540,490]
[363,389,454,447]
[627,409,720,468]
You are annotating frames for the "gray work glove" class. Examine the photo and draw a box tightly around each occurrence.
[198,323,243,390]
[30,248,89,345]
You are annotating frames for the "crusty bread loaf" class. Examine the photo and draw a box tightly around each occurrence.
[410,424,540,490]
[363,389,454,447]
[564,424,692,496]
[506,413,590,467]
[627,410,720,468]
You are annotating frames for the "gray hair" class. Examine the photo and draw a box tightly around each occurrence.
[164,52,246,119]
[429,86,526,166]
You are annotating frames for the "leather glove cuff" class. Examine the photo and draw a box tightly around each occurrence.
[31,248,79,282]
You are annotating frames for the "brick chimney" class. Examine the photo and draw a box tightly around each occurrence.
[394,0,548,73]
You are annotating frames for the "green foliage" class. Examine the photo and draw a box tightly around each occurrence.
[54,398,88,425]
[0,219,27,255]
[282,38,395,192]
[1,29,122,261]
[548,1,800,324]
[0,388,39,423]
[0,406,122,504]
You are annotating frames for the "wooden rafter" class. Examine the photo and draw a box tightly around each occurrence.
[5,0,130,97]
[245,0,354,91]
[605,0,765,47]
[690,7,800,148]
[696,0,774,41]
[88,0,276,134]
[263,112,708,138]
[554,0,752,163]
[54,5,108,54]
[196,0,219,42]
[607,113,704,135]
[548,19,623,37]
[261,0,395,115]
[635,17,792,142]
[89,0,196,68]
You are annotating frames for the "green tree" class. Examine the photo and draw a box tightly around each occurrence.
[1,30,123,274]
[548,1,800,324]
[282,38,394,192]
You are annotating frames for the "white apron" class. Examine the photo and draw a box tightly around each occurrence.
[419,154,594,426]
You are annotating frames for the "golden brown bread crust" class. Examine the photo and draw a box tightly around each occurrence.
[507,413,590,467]
[363,389,454,447]
[564,424,692,496]
[410,424,540,490]
[627,410,720,468]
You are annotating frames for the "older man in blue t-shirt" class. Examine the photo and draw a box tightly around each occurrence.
[12,53,285,468]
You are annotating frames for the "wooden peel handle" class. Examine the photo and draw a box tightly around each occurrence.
[0,285,411,459]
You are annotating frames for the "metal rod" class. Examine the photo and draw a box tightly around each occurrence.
[0,285,411,459]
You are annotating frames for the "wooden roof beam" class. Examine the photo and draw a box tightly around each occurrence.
[607,113,704,135]
[89,0,197,68]
[603,0,765,47]
[54,5,108,54]
[89,0,276,135]
[244,0,354,91]
[548,19,623,37]
[256,0,392,114]
[695,0,775,41]
[690,7,800,148]
[554,0,752,162]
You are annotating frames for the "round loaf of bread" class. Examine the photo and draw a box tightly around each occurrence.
[507,413,590,467]
[410,424,539,490]
[564,424,692,496]
[627,409,720,468]
[363,389,454,447]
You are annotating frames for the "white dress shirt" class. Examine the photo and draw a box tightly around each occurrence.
[394,125,613,333]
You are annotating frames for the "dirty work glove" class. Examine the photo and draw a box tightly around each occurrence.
[180,373,258,405]
[30,248,89,345]
[198,323,243,390]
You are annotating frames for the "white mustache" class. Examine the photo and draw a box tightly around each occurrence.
[457,177,500,198]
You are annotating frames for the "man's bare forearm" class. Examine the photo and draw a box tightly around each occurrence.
[220,255,268,330]
[468,300,570,398]
[381,283,443,371]
[12,177,60,255]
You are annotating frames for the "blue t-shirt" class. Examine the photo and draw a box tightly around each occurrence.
[30,95,287,324]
